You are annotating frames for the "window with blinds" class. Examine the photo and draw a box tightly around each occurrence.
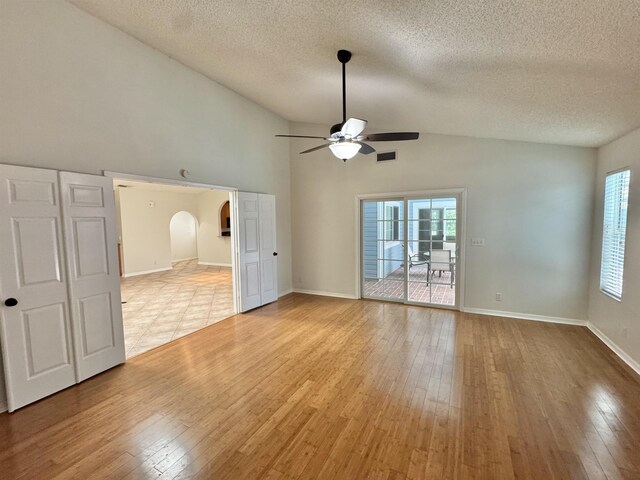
[600,169,631,300]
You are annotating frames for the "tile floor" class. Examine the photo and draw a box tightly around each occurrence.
[120,259,234,358]
[363,263,456,306]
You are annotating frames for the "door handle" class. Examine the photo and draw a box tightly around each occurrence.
[273,252,278,256]
[3,298,18,307]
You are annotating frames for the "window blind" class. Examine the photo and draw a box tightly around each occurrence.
[600,169,630,299]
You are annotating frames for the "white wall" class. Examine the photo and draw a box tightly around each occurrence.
[0,0,292,410]
[290,123,597,320]
[117,187,232,273]
[588,126,640,369]
[197,190,233,266]
[0,0,291,290]
[170,211,198,262]
[118,187,200,275]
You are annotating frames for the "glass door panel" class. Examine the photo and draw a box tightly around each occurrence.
[362,200,405,301]
[362,196,458,308]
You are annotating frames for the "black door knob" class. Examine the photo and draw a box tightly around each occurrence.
[273,252,278,256]
[3,298,18,307]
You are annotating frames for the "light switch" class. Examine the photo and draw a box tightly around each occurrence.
[471,238,485,247]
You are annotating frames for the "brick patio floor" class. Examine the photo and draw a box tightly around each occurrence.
[363,264,455,306]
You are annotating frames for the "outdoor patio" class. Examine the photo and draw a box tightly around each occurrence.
[363,263,456,306]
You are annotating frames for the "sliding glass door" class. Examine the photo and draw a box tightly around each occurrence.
[362,195,460,308]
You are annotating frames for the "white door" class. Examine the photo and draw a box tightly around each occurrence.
[59,172,125,381]
[258,194,278,305]
[0,165,76,412]
[236,192,262,312]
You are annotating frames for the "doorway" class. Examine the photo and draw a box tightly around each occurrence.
[360,192,464,309]
[170,211,198,262]
[112,177,236,358]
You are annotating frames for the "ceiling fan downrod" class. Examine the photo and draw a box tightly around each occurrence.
[331,49,352,135]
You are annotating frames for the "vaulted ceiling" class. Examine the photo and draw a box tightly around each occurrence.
[69,0,640,147]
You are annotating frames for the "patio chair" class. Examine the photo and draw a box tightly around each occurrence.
[443,241,456,258]
[407,245,429,270]
[429,249,454,287]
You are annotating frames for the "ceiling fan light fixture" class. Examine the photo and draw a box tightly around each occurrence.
[329,141,361,161]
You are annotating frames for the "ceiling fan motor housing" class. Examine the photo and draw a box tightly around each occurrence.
[337,49,352,64]
[330,122,345,135]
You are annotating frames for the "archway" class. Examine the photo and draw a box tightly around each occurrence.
[169,210,198,262]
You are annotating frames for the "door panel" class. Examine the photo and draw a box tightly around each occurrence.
[8,179,56,204]
[244,217,259,253]
[60,172,125,382]
[245,263,261,298]
[361,199,405,302]
[23,303,70,377]
[78,293,115,356]
[0,164,76,412]
[236,192,261,312]
[259,194,278,305]
[13,218,63,286]
[72,218,109,277]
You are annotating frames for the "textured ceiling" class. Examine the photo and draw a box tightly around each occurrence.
[69,0,640,147]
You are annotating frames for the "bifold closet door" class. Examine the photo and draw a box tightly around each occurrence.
[236,192,262,312]
[235,192,278,312]
[0,165,76,412]
[59,172,125,381]
[258,194,278,305]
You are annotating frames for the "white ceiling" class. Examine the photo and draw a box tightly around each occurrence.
[70,0,640,147]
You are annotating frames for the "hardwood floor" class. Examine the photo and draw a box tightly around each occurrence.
[1,294,639,479]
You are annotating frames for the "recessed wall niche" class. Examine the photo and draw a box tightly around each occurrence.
[220,200,231,236]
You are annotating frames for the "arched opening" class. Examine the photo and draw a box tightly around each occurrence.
[169,211,198,262]
[219,200,231,236]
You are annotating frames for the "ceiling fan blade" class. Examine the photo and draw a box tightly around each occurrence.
[276,135,327,139]
[341,118,367,138]
[365,132,420,142]
[356,142,376,155]
[300,144,330,154]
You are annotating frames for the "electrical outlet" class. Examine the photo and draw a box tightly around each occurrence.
[495,292,502,301]
[471,238,485,247]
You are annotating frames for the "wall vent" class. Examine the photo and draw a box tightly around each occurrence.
[376,151,397,162]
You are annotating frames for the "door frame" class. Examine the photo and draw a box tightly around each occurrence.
[355,188,467,311]
[103,171,240,314]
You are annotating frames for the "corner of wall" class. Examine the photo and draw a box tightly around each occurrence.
[587,125,640,373]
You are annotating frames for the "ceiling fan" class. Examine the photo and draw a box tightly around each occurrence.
[276,49,420,162]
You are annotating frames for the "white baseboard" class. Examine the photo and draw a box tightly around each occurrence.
[198,261,232,268]
[462,307,639,377]
[172,257,198,263]
[123,267,171,278]
[278,288,293,298]
[292,288,358,300]
[461,307,587,326]
[587,323,640,376]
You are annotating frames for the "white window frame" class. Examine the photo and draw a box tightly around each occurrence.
[599,168,631,301]
[383,204,400,241]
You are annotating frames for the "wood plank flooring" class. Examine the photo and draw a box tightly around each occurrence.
[1,293,639,479]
